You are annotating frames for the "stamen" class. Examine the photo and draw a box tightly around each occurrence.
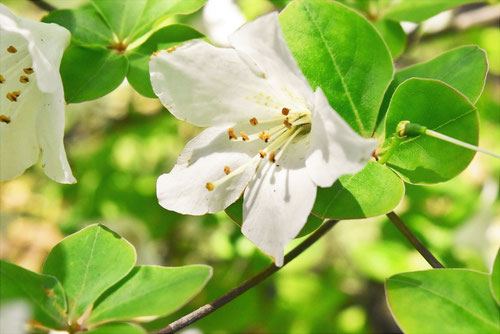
[284,119,292,129]
[249,117,258,126]
[0,74,5,83]
[167,46,176,53]
[228,128,238,140]
[6,91,20,102]
[224,166,232,175]
[274,127,304,164]
[259,150,267,158]
[206,182,215,191]
[19,76,29,83]
[258,131,271,142]
[269,151,276,163]
[7,46,17,53]
[0,115,11,124]
[282,107,290,116]
[240,131,250,141]
[23,68,34,74]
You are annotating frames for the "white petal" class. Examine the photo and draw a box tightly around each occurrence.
[242,139,317,267]
[306,88,377,188]
[202,0,246,47]
[36,87,76,184]
[0,4,70,93]
[157,126,267,215]
[150,40,287,127]
[229,12,315,108]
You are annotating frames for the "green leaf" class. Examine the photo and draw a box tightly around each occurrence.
[42,5,114,47]
[225,198,324,238]
[386,269,500,333]
[0,260,67,330]
[491,247,500,305]
[87,323,146,334]
[42,224,136,322]
[384,78,478,184]
[312,161,405,219]
[382,0,482,23]
[60,46,128,103]
[280,0,393,137]
[127,25,203,98]
[88,265,212,325]
[373,19,406,59]
[91,0,206,43]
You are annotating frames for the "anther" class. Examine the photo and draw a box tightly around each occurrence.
[284,119,292,129]
[206,182,215,191]
[259,150,267,158]
[224,166,232,175]
[167,46,176,53]
[249,117,258,126]
[7,46,17,53]
[240,131,250,141]
[0,115,11,124]
[19,76,29,83]
[23,68,34,74]
[269,151,276,163]
[0,74,5,83]
[282,107,290,116]
[258,131,270,142]
[6,91,20,102]
[228,128,238,140]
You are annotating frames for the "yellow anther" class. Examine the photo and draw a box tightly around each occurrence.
[224,166,232,175]
[282,107,290,116]
[0,115,11,124]
[259,150,267,158]
[7,46,17,53]
[206,182,215,191]
[249,117,258,126]
[258,131,271,142]
[23,68,34,74]
[0,74,5,83]
[284,119,292,129]
[19,75,29,83]
[240,131,250,141]
[6,91,20,102]
[228,128,238,140]
[167,46,176,53]
[269,151,276,163]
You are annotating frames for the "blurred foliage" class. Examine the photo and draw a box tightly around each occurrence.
[1,0,499,333]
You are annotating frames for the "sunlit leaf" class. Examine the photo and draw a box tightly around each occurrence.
[373,19,406,59]
[87,322,146,334]
[491,247,500,305]
[382,0,482,23]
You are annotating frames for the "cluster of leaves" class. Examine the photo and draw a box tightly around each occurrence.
[0,225,211,333]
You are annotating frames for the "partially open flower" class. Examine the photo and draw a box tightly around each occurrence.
[0,4,75,183]
[150,12,376,266]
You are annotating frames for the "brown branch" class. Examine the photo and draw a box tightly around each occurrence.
[28,0,56,12]
[157,219,339,334]
[387,211,444,269]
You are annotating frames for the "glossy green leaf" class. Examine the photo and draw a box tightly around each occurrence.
[491,247,500,305]
[42,224,136,322]
[386,269,500,333]
[60,46,128,103]
[88,323,146,334]
[42,5,114,47]
[382,0,482,23]
[373,19,406,59]
[91,0,206,43]
[312,161,405,219]
[0,260,67,330]
[384,78,478,184]
[225,198,324,238]
[280,0,393,137]
[127,25,203,98]
[379,46,488,127]
[88,265,212,325]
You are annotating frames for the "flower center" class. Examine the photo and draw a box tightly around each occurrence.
[206,108,311,191]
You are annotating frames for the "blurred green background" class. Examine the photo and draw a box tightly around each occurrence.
[1,0,499,333]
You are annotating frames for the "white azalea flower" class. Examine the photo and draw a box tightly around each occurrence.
[202,0,246,46]
[0,4,75,183]
[150,12,377,266]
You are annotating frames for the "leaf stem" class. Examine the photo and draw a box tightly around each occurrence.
[386,211,444,269]
[157,219,339,334]
[28,0,56,11]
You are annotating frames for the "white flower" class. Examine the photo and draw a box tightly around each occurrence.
[150,12,377,266]
[202,0,246,46]
[0,4,75,183]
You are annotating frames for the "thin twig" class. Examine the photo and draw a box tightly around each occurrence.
[28,0,56,12]
[157,219,339,334]
[387,211,444,269]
